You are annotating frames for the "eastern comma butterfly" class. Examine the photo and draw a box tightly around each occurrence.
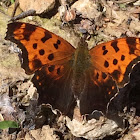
[5,22,140,115]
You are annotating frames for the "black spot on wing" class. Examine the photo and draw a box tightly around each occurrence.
[41,31,52,43]
[48,65,55,72]
[111,40,119,53]
[48,53,54,61]
[32,59,42,69]
[33,43,37,49]
[96,72,99,79]
[121,55,125,61]
[102,45,106,50]
[54,43,58,49]
[113,59,118,65]
[57,40,61,44]
[57,68,61,75]
[104,60,109,68]
[39,49,45,55]
[103,50,108,55]
[102,72,107,79]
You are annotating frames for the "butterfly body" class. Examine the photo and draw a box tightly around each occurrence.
[5,22,140,116]
[71,40,91,97]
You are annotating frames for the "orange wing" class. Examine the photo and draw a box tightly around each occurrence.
[5,22,76,114]
[5,22,75,74]
[89,37,140,88]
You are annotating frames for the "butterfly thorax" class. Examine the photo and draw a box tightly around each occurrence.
[72,40,91,97]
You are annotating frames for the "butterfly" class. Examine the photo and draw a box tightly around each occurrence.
[5,22,140,116]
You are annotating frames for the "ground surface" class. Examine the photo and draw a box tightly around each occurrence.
[0,0,140,140]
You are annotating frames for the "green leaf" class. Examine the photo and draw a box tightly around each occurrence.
[0,121,19,129]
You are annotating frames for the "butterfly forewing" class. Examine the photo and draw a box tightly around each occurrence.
[5,22,75,74]
[89,37,140,87]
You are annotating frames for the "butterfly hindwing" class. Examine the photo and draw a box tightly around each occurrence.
[32,63,75,114]
[80,68,117,115]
